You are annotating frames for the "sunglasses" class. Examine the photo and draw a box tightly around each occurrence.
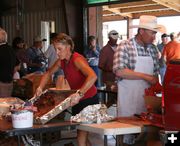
[111,33,118,35]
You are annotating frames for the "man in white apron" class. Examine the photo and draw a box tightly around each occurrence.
[113,15,165,145]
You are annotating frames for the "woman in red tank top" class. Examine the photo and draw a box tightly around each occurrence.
[35,33,98,146]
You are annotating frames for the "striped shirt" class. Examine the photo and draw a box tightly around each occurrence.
[113,38,159,79]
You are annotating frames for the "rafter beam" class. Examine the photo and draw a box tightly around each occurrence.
[109,0,157,9]
[103,10,180,22]
[120,5,170,13]
[103,10,113,15]
[102,0,180,21]
[133,10,180,18]
[102,15,128,22]
[103,5,132,18]
[152,0,180,12]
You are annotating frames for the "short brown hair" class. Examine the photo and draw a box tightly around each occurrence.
[56,33,74,52]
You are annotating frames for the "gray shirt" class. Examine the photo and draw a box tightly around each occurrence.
[45,44,58,68]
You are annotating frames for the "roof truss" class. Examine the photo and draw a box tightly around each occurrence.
[102,0,180,21]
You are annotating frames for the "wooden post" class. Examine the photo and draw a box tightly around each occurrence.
[127,17,133,39]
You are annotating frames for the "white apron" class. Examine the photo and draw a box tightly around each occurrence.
[117,39,154,117]
[117,39,154,144]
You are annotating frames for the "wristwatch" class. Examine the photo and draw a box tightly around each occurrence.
[76,90,84,98]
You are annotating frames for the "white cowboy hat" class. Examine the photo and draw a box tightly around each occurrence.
[130,15,166,33]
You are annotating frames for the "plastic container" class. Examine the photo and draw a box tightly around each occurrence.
[164,59,180,130]
[11,110,33,128]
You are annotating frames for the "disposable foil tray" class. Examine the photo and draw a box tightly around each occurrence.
[30,89,75,124]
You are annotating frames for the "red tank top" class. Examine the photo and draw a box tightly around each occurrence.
[61,52,97,100]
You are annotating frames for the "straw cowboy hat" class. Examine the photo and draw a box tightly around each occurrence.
[130,15,166,33]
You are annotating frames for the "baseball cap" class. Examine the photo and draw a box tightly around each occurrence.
[50,33,58,40]
[33,35,47,42]
[108,30,119,40]
[161,33,169,38]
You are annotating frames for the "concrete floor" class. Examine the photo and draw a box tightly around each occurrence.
[51,131,116,146]
[50,131,162,146]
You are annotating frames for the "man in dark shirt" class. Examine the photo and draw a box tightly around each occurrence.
[0,28,17,97]
[98,30,119,106]
[99,30,119,85]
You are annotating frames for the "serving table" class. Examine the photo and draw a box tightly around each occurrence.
[78,117,152,146]
[0,119,78,146]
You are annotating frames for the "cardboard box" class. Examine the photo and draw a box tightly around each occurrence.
[144,95,162,114]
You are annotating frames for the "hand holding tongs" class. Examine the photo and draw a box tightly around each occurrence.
[29,88,48,104]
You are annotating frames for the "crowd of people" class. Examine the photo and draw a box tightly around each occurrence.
[0,14,179,146]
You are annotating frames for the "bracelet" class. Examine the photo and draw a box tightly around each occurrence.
[76,90,84,98]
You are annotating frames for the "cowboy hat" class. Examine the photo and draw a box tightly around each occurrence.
[130,15,166,33]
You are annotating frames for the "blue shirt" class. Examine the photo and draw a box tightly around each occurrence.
[26,47,47,73]
[84,45,100,66]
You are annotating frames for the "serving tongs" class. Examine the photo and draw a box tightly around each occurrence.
[28,89,48,104]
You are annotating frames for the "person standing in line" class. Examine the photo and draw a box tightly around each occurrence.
[26,36,47,73]
[12,36,28,77]
[99,30,119,85]
[113,15,164,145]
[0,28,17,97]
[44,33,63,83]
[157,33,169,84]
[162,32,180,65]
[84,35,100,87]
[98,30,119,106]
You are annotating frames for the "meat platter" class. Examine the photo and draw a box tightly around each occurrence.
[30,89,75,124]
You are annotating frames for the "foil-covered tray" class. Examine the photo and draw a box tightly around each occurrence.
[0,97,24,116]
[71,104,114,124]
[30,89,76,124]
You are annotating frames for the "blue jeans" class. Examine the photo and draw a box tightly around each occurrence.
[159,66,166,84]
[90,66,100,87]
[53,69,64,83]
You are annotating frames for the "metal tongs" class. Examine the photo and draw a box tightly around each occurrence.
[28,89,48,104]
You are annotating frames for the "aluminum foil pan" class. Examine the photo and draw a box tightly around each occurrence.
[71,104,114,124]
[30,89,76,124]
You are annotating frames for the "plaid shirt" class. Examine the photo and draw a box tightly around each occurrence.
[113,38,159,79]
